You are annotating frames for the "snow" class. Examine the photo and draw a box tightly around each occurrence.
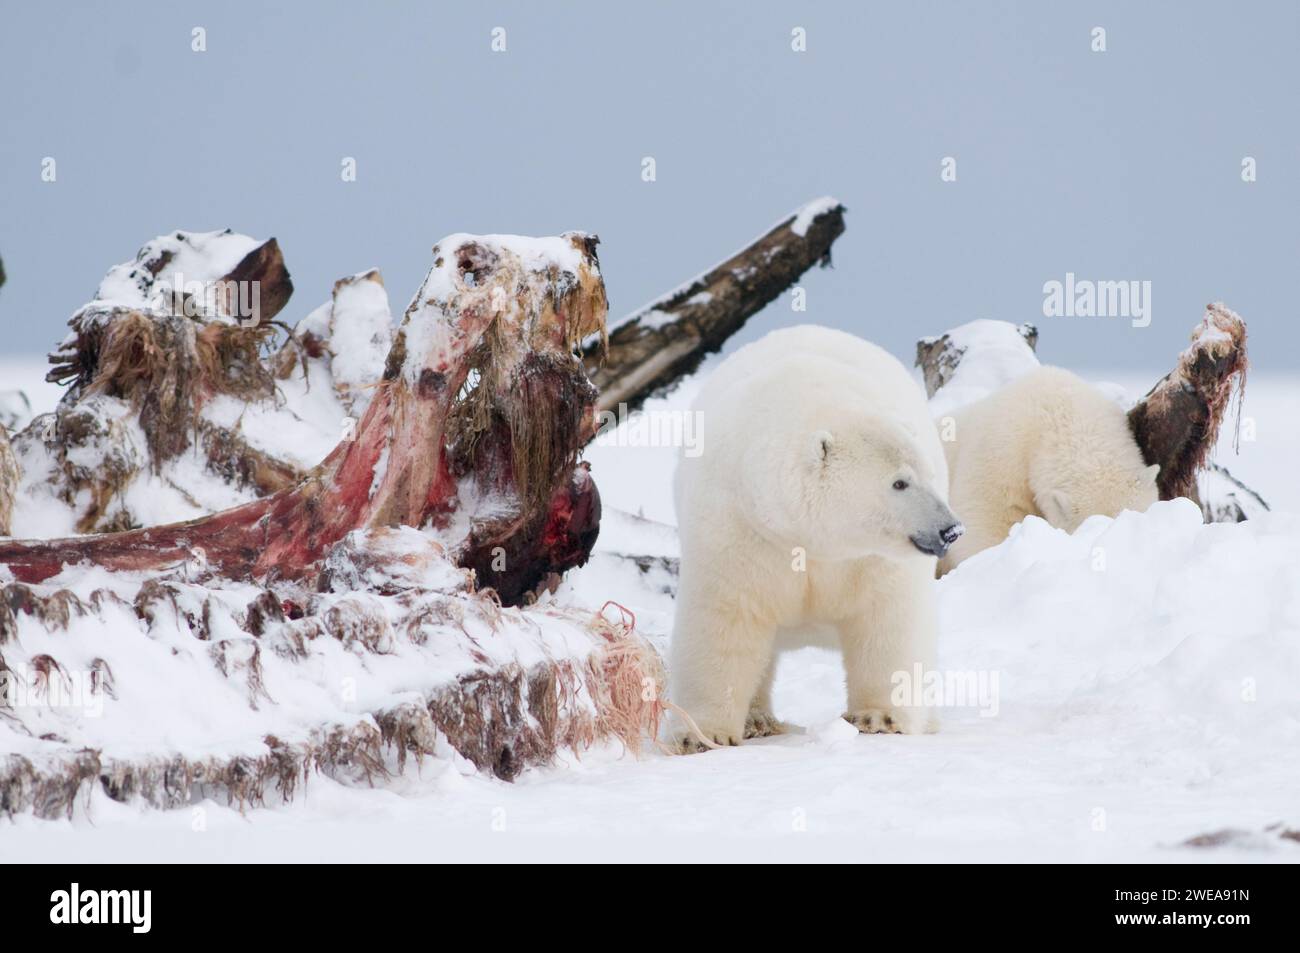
[0,360,64,430]
[202,345,349,473]
[3,348,1299,862]
[924,319,1042,418]
[202,272,394,474]
[9,398,152,538]
[90,229,261,321]
[583,368,710,524]
[0,389,32,432]
[790,195,842,237]
[309,270,393,417]
[368,443,390,499]
[630,308,676,331]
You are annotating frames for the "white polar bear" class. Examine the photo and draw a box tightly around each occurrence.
[938,365,1159,575]
[668,325,962,751]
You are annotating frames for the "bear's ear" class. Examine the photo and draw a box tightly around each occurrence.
[809,429,834,465]
[1035,488,1073,527]
[1143,463,1160,485]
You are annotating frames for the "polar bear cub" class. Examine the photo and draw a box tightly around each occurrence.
[668,325,962,751]
[938,365,1159,574]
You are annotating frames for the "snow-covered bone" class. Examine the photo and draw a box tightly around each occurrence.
[10,202,841,536]
[47,230,293,417]
[582,197,846,417]
[7,231,296,534]
[0,527,664,815]
[1127,302,1249,502]
[277,268,393,418]
[0,427,16,536]
[1198,463,1270,522]
[0,232,608,604]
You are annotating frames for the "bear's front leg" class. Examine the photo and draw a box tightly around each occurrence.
[743,659,789,738]
[837,563,940,735]
[668,598,776,754]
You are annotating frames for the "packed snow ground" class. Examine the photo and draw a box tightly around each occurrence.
[2,360,1299,862]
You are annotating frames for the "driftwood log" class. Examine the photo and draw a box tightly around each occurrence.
[583,198,846,417]
[0,234,608,605]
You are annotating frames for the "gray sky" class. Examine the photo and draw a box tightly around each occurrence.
[2,1,1297,372]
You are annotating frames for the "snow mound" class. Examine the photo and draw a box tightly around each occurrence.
[940,499,1300,748]
[925,319,1042,417]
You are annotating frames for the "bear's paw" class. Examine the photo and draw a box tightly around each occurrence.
[743,708,790,739]
[844,708,936,735]
[668,724,742,754]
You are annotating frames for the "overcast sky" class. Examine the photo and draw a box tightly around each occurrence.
[1,1,1296,373]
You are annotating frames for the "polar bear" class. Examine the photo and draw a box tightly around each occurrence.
[937,365,1159,574]
[667,325,962,751]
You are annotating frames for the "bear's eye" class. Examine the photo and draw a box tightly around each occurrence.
[892,479,909,491]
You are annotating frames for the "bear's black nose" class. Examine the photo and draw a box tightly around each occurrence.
[940,523,965,546]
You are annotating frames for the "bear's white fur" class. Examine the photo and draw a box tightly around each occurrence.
[938,365,1159,574]
[668,326,960,751]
